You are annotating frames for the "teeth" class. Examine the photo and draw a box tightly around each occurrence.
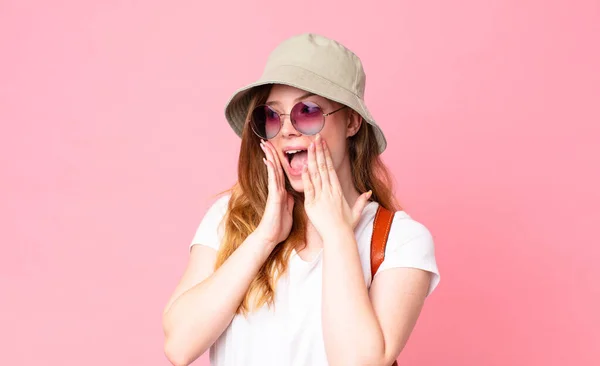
[286,149,302,154]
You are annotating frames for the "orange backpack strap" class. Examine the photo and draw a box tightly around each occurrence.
[370,205,395,279]
[370,205,399,366]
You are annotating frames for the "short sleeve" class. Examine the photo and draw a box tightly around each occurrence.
[189,195,230,251]
[375,211,440,296]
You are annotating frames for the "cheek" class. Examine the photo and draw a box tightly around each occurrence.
[324,139,346,167]
[320,119,349,163]
[268,137,283,152]
[321,115,350,143]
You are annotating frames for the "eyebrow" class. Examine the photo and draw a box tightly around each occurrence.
[265,92,316,106]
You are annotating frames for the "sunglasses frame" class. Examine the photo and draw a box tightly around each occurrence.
[249,101,347,140]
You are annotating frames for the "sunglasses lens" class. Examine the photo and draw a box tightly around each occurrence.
[291,101,324,135]
[251,105,280,139]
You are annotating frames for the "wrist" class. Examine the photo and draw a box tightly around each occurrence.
[320,223,354,244]
[249,229,278,250]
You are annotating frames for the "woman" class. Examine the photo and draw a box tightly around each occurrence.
[162,33,440,366]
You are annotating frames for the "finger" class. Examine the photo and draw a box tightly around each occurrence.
[287,193,295,215]
[302,163,314,203]
[260,140,278,188]
[260,141,274,188]
[261,140,282,188]
[352,190,373,227]
[315,134,330,189]
[263,157,277,194]
[263,140,285,187]
[322,139,341,192]
[307,140,321,193]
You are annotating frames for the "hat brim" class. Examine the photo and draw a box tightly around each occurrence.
[224,65,387,154]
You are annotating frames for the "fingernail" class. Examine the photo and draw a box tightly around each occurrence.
[367,190,373,198]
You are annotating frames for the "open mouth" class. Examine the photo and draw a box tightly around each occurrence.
[285,149,309,174]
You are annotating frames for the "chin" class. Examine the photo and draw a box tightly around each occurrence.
[286,175,305,192]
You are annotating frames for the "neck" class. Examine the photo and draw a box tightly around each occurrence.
[336,152,361,208]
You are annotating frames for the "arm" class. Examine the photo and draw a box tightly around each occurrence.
[321,227,432,365]
[162,232,276,366]
[163,140,292,366]
[302,135,437,365]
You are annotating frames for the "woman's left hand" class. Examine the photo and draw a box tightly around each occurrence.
[302,134,372,240]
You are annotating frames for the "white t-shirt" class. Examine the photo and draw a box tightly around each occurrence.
[190,194,440,366]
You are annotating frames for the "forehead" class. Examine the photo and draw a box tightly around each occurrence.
[266,84,329,106]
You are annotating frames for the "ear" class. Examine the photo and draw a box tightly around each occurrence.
[346,109,362,138]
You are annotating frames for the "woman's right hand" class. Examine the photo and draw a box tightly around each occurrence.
[255,139,294,246]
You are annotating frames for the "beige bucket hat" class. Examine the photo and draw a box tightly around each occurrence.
[223,33,387,154]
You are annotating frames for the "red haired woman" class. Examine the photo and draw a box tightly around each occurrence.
[163,33,440,366]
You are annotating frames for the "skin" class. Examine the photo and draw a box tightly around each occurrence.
[263,85,361,200]
[256,84,367,260]
[162,85,433,366]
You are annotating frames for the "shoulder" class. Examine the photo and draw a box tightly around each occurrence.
[356,202,431,242]
[198,194,231,229]
[208,194,231,214]
[387,210,433,247]
[359,202,440,296]
[360,203,434,256]
[189,194,231,251]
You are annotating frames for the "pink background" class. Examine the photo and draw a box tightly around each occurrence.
[2,0,599,365]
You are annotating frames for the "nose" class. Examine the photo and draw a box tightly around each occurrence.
[279,113,301,138]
